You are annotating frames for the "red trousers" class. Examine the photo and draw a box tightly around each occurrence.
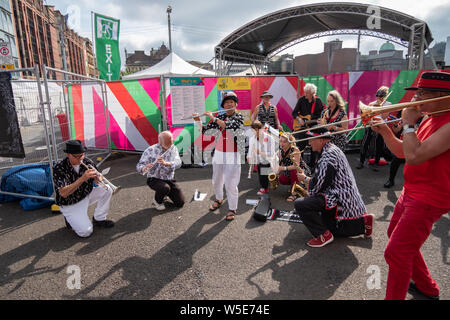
[279,169,299,186]
[384,190,449,300]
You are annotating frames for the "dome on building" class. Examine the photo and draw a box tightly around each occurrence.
[380,42,395,52]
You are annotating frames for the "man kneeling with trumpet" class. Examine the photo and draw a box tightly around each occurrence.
[293,127,373,248]
[53,140,115,238]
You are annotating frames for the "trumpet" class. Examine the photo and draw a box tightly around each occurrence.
[81,161,121,194]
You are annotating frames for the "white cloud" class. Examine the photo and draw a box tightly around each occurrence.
[47,0,450,67]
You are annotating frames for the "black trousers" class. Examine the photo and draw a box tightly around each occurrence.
[294,132,308,151]
[359,127,384,165]
[294,195,365,238]
[388,156,405,182]
[257,163,271,189]
[147,177,185,207]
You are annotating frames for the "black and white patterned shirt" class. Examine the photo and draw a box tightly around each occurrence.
[321,108,347,151]
[136,144,181,181]
[256,104,278,129]
[309,142,366,220]
[202,111,245,154]
[53,157,97,206]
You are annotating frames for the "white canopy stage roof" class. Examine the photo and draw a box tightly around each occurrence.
[123,52,215,79]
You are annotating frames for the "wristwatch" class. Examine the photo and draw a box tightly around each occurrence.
[402,124,415,134]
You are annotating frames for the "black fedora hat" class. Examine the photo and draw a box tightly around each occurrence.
[305,126,332,140]
[405,72,450,92]
[63,140,88,154]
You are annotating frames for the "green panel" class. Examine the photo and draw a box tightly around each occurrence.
[174,126,196,153]
[121,80,162,130]
[67,85,75,139]
[387,70,420,104]
[301,76,336,105]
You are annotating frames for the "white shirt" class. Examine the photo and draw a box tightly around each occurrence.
[248,131,277,165]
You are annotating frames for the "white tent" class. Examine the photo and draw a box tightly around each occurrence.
[123,52,215,79]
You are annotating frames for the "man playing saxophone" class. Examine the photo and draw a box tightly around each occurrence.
[52,140,115,238]
[293,127,373,248]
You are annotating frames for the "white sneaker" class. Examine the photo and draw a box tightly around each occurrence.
[152,199,166,211]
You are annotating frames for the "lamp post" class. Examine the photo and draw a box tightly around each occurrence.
[167,6,172,52]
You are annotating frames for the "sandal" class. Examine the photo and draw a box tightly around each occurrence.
[209,200,223,211]
[286,194,298,202]
[225,210,236,221]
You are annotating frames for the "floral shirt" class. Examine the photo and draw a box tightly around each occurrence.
[136,144,182,181]
[53,157,97,206]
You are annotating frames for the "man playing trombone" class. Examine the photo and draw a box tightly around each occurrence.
[52,140,114,238]
[137,131,184,211]
[371,71,450,300]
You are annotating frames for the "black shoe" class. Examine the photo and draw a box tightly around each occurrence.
[370,164,379,172]
[384,180,394,188]
[64,217,72,230]
[356,163,364,169]
[93,218,115,228]
[408,281,439,300]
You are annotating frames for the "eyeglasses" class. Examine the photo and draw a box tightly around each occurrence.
[69,153,85,158]
[415,90,438,97]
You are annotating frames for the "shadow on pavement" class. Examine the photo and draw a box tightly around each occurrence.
[71,210,228,299]
[247,226,372,299]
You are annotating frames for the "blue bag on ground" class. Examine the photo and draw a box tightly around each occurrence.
[0,163,54,210]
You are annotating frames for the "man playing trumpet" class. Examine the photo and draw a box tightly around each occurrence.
[293,127,373,248]
[137,131,184,211]
[52,140,115,238]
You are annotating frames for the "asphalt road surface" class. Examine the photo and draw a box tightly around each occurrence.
[0,152,449,300]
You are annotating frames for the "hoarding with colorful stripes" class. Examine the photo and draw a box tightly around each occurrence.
[65,70,438,153]
[67,78,162,151]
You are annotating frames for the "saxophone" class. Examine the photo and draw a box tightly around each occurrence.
[289,151,308,198]
[268,172,279,189]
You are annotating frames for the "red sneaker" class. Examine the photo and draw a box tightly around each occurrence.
[307,230,334,248]
[257,188,269,195]
[363,214,374,238]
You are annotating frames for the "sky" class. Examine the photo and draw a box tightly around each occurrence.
[45,0,450,69]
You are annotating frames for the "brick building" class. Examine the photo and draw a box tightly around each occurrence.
[125,43,170,74]
[294,39,357,76]
[83,37,97,78]
[11,0,94,79]
[0,0,19,68]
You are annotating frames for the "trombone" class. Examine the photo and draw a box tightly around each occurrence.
[291,91,389,135]
[293,95,450,142]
